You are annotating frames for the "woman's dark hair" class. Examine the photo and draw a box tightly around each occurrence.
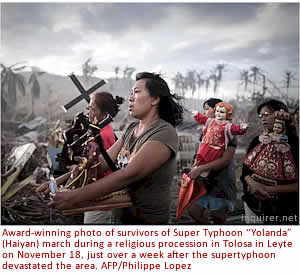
[257,99,288,114]
[203,98,222,109]
[293,105,299,115]
[91,92,124,118]
[135,72,183,127]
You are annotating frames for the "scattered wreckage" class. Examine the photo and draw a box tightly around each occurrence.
[1,122,84,225]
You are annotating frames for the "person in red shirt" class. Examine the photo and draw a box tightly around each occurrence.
[87,92,123,177]
[83,92,124,223]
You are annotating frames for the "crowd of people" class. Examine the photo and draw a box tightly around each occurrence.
[37,72,299,225]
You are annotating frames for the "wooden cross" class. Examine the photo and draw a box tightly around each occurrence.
[61,73,107,112]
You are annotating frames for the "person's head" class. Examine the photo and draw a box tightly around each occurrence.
[130,72,183,127]
[257,99,288,131]
[203,98,222,118]
[215,102,233,121]
[88,92,124,123]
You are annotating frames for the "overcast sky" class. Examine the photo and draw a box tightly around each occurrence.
[1,2,299,100]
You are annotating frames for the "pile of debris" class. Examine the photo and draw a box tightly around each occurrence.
[1,117,83,225]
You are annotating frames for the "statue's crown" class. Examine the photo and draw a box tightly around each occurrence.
[274,109,290,121]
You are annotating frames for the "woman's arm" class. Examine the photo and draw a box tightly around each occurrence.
[266,183,299,195]
[240,136,260,184]
[244,176,298,199]
[36,171,71,197]
[244,175,272,199]
[49,140,172,210]
[97,136,123,173]
[188,146,235,179]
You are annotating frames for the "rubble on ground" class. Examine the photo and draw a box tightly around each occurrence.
[1,118,83,225]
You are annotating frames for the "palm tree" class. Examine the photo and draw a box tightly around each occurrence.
[82,58,98,85]
[172,72,183,92]
[240,70,249,91]
[204,75,211,93]
[195,71,204,99]
[196,72,204,89]
[28,67,45,118]
[123,66,136,79]
[216,63,226,82]
[261,73,267,96]
[248,66,266,101]
[186,70,197,97]
[126,67,136,79]
[172,72,187,97]
[1,63,27,118]
[249,66,260,83]
[114,66,120,79]
[284,71,297,102]
[209,73,218,94]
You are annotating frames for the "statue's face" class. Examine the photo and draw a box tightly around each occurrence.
[273,122,284,134]
[215,106,227,121]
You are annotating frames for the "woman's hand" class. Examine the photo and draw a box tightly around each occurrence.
[259,134,271,144]
[36,182,50,199]
[36,171,71,199]
[192,160,197,168]
[188,166,209,180]
[245,176,273,200]
[48,190,76,210]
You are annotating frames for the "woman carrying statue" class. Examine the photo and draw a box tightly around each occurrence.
[241,99,299,225]
[187,98,239,224]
